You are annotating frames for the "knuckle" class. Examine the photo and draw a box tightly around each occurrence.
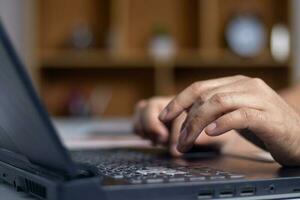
[197,91,211,103]
[239,108,251,121]
[147,100,156,108]
[148,97,165,109]
[135,99,147,110]
[221,115,234,125]
[148,96,167,105]
[210,93,230,107]
[252,77,265,87]
[235,75,248,80]
[239,108,259,122]
[255,111,265,122]
[148,97,160,104]
[190,81,204,96]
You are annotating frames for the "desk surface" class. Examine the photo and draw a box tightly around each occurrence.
[0,181,33,200]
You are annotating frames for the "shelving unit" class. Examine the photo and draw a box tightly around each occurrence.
[36,0,291,117]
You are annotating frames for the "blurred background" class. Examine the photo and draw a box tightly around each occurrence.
[0,0,298,119]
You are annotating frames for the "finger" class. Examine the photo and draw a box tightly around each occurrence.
[133,111,145,137]
[204,110,268,150]
[177,92,265,152]
[143,103,169,144]
[169,112,186,157]
[193,78,255,104]
[168,79,252,143]
[140,106,157,145]
[133,100,147,138]
[159,75,249,122]
[204,108,267,141]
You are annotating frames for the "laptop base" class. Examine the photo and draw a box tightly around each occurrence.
[2,157,300,200]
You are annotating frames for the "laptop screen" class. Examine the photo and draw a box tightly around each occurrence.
[0,21,78,176]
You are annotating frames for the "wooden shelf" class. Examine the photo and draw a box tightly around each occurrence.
[40,49,153,68]
[36,0,291,117]
[40,49,288,69]
[175,50,289,68]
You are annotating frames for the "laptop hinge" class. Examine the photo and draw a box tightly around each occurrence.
[0,148,67,180]
[0,148,101,181]
[76,163,100,177]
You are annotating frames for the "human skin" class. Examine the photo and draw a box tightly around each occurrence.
[134,75,300,166]
[134,97,232,157]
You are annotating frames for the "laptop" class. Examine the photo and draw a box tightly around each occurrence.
[0,21,300,200]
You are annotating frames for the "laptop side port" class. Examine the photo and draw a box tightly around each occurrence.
[197,189,214,199]
[293,188,300,192]
[240,186,256,196]
[25,179,47,199]
[219,188,234,198]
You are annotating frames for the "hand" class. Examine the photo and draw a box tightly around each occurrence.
[133,97,227,156]
[159,75,300,166]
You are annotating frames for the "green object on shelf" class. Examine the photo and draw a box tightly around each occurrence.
[152,24,170,37]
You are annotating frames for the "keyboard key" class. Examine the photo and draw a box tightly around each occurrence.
[210,175,226,180]
[198,172,211,176]
[215,171,228,176]
[111,174,124,179]
[228,174,245,179]
[184,174,195,178]
[71,150,245,184]
[168,177,186,182]
[129,179,143,184]
[189,176,206,182]
[146,178,164,184]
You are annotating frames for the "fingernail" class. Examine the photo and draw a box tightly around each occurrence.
[205,122,217,135]
[180,127,188,140]
[159,108,168,121]
[177,127,188,151]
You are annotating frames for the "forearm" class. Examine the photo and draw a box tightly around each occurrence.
[223,84,300,157]
[280,84,300,113]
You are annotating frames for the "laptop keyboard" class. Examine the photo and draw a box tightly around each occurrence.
[71,149,244,184]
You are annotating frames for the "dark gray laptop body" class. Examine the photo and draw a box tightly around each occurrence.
[1,20,300,200]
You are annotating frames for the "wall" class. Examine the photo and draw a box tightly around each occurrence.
[0,0,37,80]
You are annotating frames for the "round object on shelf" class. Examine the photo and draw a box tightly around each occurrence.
[148,26,177,62]
[226,14,266,58]
[270,24,290,63]
[149,35,176,62]
[71,24,93,49]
